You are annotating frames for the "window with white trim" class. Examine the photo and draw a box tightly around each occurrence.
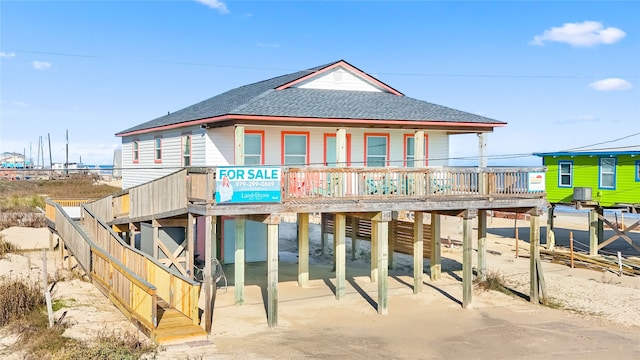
[284,134,307,166]
[154,136,162,162]
[599,157,616,189]
[636,160,640,182]
[366,135,387,167]
[182,134,191,166]
[245,133,263,165]
[132,141,139,163]
[558,161,572,187]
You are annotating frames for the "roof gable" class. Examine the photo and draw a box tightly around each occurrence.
[276,60,402,95]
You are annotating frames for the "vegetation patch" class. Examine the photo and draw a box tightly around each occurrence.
[0,175,119,229]
[474,270,513,296]
[0,235,19,258]
[0,276,155,359]
[52,330,157,360]
[0,277,45,327]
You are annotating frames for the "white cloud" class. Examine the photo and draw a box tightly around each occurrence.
[257,43,280,48]
[0,52,16,58]
[12,100,28,107]
[32,61,52,70]
[194,0,229,14]
[530,21,625,47]
[589,78,632,91]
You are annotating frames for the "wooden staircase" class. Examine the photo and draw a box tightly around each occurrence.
[153,299,207,345]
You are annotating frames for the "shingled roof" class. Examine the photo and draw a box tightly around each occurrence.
[116,60,504,136]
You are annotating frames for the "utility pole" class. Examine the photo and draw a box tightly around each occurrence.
[47,133,53,171]
[41,136,44,168]
[65,129,69,175]
[37,137,41,168]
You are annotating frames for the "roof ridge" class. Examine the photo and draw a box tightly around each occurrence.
[234,60,341,90]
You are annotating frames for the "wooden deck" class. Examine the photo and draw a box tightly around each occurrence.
[99,166,548,224]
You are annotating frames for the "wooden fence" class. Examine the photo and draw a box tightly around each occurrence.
[321,213,432,258]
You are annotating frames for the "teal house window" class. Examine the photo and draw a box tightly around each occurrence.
[558,161,572,187]
[599,157,616,189]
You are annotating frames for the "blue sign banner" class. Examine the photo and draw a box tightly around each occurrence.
[215,166,282,203]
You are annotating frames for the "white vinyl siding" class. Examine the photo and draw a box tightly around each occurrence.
[425,132,449,167]
[121,126,206,189]
[294,67,384,92]
[122,125,453,188]
[205,127,234,166]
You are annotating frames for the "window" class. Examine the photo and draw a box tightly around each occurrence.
[558,161,572,187]
[365,134,389,167]
[245,130,264,165]
[281,132,309,166]
[404,134,428,167]
[636,160,640,182]
[132,140,139,163]
[182,133,191,166]
[323,133,351,166]
[599,157,616,189]
[154,136,162,163]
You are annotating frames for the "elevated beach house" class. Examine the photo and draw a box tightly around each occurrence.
[47,60,547,336]
[533,147,640,211]
[534,147,640,256]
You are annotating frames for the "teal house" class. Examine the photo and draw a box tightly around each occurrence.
[533,147,640,212]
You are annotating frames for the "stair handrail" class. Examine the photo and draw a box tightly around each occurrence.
[46,199,159,331]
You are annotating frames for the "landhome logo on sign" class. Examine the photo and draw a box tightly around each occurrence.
[528,172,545,192]
[215,167,282,204]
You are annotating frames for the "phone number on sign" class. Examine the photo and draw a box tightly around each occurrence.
[232,181,277,188]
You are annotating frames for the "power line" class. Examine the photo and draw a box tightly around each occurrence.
[563,132,640,151]
[7,49,640,79]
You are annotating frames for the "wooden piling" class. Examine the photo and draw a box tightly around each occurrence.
[570,231,574,269]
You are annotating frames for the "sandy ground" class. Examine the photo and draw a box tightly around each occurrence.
[1,212,639,359]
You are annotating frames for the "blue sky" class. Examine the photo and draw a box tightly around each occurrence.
[1,0,638,166]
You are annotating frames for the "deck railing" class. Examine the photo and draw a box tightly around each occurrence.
[184,166,545,204]
[81,205,200,324]
[128,169,188,218]
[282,167,544,200]
[45,200,158,333]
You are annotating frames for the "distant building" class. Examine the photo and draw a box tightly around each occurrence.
[0,152,31,168]
[534,147,640,211]
[52,162,80,172]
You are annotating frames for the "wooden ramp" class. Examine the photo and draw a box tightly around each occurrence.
[153,300,207,345]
